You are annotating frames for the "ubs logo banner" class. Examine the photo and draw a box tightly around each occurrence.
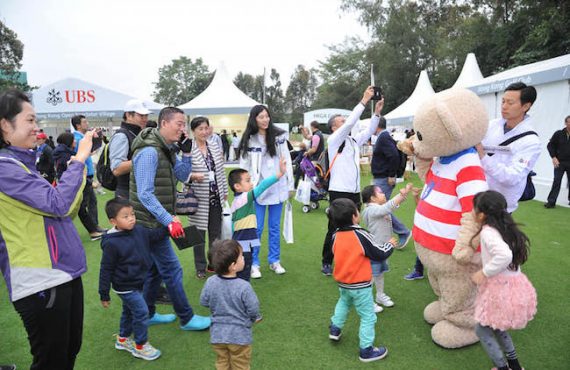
[46,89,96,106]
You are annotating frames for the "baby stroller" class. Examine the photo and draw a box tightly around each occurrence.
[298,157,328,213]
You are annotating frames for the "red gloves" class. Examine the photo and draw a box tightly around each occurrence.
[168,221,185,238]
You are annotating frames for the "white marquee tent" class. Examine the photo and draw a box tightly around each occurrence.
[468,53,570,207]
[178,62,261,133]
[384,70,435,127]
[33,77,163,120]
[452,53,484,88]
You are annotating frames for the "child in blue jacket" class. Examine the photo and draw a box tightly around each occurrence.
[98,198,168,361]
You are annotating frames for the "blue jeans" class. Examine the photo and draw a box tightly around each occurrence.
[118,291,149,345]
[253,201,283,266]
[331,286,377,349]
[143,234,194,325]
[372,177,409,237]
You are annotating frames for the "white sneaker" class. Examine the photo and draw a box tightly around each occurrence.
[374,303,384,313]
[132,342,161,361]
[251,265,262,279]
[269,262,286,275]
[377,293,394,307]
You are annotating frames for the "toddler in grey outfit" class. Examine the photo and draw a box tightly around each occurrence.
[201,240,260,370]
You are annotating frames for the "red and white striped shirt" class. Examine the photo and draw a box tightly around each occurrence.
[413,148,488,254]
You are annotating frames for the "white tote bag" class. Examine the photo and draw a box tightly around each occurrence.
[294,177,311,205]
[221,201,233,240]
[282,200,294,244]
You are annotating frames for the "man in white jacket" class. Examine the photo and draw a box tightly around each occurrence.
[475,82,540,213]
[321,86,384,275]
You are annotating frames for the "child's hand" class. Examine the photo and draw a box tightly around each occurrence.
[412,187,421,197]
[388,237,398,247]
[277,156,287,178]
[101,301,110,308]
[471,270,486,285]
[400,183,413,197]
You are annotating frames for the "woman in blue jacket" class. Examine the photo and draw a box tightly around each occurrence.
[0,89,94,369]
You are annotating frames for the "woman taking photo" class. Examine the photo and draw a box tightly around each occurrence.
[0,89,94,369]
[238,105,293,278]
[187,116,228,279]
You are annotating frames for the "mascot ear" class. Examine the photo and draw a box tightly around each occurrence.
[436,99,462,141]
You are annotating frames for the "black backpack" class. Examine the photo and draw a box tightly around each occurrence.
[320,141,346,191]
[96,144,117,191]
[396,146,408,178]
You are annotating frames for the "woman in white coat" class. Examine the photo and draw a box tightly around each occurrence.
[238,105,293,278]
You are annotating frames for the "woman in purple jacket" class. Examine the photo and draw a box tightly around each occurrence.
[0,89,94,369]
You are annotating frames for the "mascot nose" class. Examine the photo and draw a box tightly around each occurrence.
[417,131,423,141]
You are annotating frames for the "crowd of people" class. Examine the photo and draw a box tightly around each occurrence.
[0,80,565,369]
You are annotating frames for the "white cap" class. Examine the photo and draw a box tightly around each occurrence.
[124,99,151,115]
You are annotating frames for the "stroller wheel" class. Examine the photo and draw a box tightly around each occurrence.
[310,201,319,210]
[302,205,311,213]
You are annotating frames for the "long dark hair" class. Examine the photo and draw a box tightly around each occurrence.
[472,190,530,270]
[239,105,284,158]
[0,89,31,149]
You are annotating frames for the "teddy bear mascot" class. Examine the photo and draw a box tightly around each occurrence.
[399,88,489,348]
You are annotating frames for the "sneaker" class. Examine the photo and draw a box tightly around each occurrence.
[148,312,176,326]
[329,323,342,341]
[89,231,103,241]
[544,202,555,208]
[321,263,332,276]
[396,231,412,249]
[132,342,161,361]
[404,270,424,281]
[374,303,384,313]
[114,336,134,353]
[269,262,286,275]
[359,346,388,362]
[376,293,394,307]
[180,314,211,331]
[196,270,206,279]
[251,265,262,279]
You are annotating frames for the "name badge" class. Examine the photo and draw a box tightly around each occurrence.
[208,171,215,182]
[483,145,512,154]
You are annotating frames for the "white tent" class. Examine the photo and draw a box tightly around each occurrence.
[452,53,484,88]
[32,77,163,120]
[178,62,260,116]
[468,53,570,207]
[384,70,435,127]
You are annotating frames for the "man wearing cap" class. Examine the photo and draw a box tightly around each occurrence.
[109,99,150,199]
[35,132,56,184]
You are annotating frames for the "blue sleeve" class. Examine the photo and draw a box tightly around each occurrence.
[173,154,192,183]
[98,242,116,301]
[252,175,279,198]
[133,148,173,226]
[109,133,129,171]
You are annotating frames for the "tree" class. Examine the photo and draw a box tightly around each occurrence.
[265,68,286,122]
[152,57,212,106]
[234,72,264,103]
[0,20,31,92]
[285,65,318,123]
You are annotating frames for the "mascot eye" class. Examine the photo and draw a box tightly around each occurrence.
[417,131,423,141]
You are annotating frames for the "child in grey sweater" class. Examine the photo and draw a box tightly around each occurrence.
[200,239,260,370]
[361,183,413,313]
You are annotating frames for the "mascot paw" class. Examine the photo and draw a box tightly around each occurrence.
[424,301,444,324]
[397,138,415,156]
[431,320,479,349]
[452,245,474,265]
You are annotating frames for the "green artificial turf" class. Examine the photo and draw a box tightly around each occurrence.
[1,173,569,369]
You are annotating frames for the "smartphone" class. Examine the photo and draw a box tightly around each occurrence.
[372,86,383,101]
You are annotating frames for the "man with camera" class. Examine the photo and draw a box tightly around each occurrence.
[320,86,384,275]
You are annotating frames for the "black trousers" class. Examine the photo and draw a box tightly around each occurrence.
[547,163,570,204]
[78,177,99,233]
[13,278,84,370]
[193,201,222,271]
[321,191,362,265]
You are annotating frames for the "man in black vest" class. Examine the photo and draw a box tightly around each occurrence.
[109,99,150,199]
[304,121,325,161]
[130,106,211,331]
